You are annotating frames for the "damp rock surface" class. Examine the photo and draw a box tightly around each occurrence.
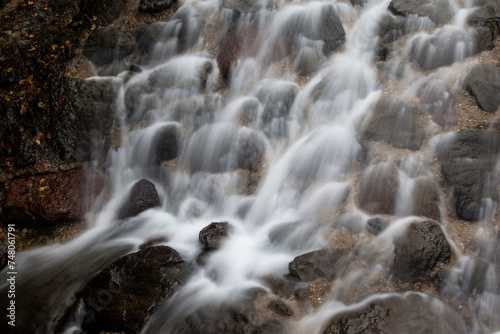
[118,179,160,219]
[392,220,451,282]
[288,248,349,282]
[199,222,231,249]
[358,162,399,215]
[463,64,500,113]
[388,0,454,25]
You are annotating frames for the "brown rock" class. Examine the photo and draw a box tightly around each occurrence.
[1,169,104,224]
[412,176,442,221]
[358,162,399,215]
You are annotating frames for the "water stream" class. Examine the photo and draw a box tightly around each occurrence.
[1,0,499,333]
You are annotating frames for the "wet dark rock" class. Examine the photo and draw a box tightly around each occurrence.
[83,27,134,67]
[333,212,366,235]
[393,220,451,283]
[358,162,399,215]
[322,292,467,334]
[388,0,454,25]
[254,320,286,334]
[295,46,326,76]
[412,176,442,221]
[51,78,120,163]
[82,246,189,334]
[154,123,182,163]
[267,299,294,317]
[124,80,158,118]
[268,221,320,250]
[463,64,500,113]
[435,130,500,221]
[139,0,177,13]
[199,222,231,249]
[412,76,457,128]
[349,0,368,8]
[1,169,104,225]
[186,124,266,174]
[281,3,345,55]
[361,95,425,150]
[170,95,225,129]
[254,79,299,137]
[78,0,128,26]
[288,248,348,282]
[410,27,493,71]
[365,217,390,235]
[117,179,160,219]
[468,0,500,24]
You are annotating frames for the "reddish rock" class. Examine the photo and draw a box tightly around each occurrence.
[1,169,104,224]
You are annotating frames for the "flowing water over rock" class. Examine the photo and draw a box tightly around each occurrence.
[1,0,500,333]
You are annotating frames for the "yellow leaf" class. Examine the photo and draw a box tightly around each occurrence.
[51,44,57,51]
[40,178,45,184]
[65,72,71,78]
[35,139,41,145]
[29,34,34,38]
[28,46,36,51]
[39,186,48,192]
[93,16,97,21]
[7,67,13,72]
[27,75,34,83]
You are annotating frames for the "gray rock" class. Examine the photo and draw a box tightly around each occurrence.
[78,0,128,26]
[295,46,326,76]
[389,0,454,25]
[288,248,349,282]
[268,220,320,250]
[361,95,425,151]
[358,162,399,215]
[412,176,442,221]
[199,222,231,249]
[83,27,134,66]
[375,14,406,61]
[322,292,467,334]
[333,212,366,235]
[82,246,189,333]
[365,217,390,235]
[154,123,182,163]
[393,220,451,282]
[463,64,500,113]
[222,0,263,13]
[435,130,500,221]
[376,57,411,80]
[118,179,160,219]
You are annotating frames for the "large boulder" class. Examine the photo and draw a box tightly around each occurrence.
[295,46,326,76]
[374,14,406,61]
[435,130,500,221]
[83,27,134,67]
[392,220,451,282]
[411,176,442,221]
[1,169,104,225]
[410,27,493,71]
[82,246,190,333]
[288,248,349,282]
[361,95,425,150]
[358,162,399,215]
[463,64,500,113]
[322,292,467,334]
[388,0,454,25]
[117,179,160,219]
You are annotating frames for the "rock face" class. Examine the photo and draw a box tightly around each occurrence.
[411,176,442,221]
[83,27,134,67]
[268,221,320,250]
[139,0,177,13]
[51,78,120,163]
[117,179,160,219]
[222,0,264,13]
[393,220,451,282]
[154,123,182,163]
[199,222,231,249]
[375,14,406,61]
[358,162,399,215]
[82,246,189,334]
[1,169,103,224]
[365,217,390,235]
[362,96,425,151]
[322,292,467,334]
[435,130,500,221]
[388,0,454,25]
[288,248,348,282]
[295,46,326,76]
[463,64,500,113]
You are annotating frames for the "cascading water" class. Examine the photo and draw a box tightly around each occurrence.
[1,0,499,333]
